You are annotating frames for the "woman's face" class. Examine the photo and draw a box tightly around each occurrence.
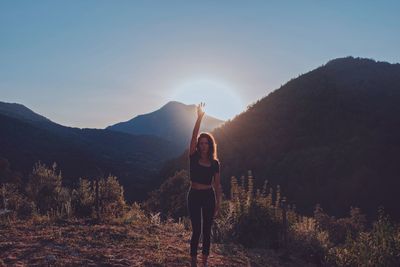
[198,137,209,154]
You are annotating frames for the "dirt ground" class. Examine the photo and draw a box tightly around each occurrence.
[0,220,313,267]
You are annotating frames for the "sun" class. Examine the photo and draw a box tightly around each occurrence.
[170,79,245,121]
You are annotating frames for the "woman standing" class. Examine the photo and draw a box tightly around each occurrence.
[187,102,222,267]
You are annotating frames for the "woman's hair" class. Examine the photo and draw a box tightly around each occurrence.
[196,132,218,161]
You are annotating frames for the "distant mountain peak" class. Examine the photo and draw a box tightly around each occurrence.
[106,100,225,152]
[162,100,186,108]
[158,101,191,113]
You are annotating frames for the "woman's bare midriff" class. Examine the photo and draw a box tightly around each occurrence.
[190,181,213,190]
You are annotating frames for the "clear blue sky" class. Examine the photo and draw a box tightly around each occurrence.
[1,1,399,128]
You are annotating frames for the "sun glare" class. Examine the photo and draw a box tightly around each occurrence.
[170,79,244,121]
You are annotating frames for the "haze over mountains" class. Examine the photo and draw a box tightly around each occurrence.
[160,57,400,221]
[106,101,225,152]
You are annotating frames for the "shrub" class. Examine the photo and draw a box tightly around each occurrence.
[26,162,71,217]
[212,199,234,243]
[144,170,190,220]
[72,175,126,220]
[314,204,366,245]
[215,172,285,249]
[289,216,331,264]
[97,175,127,219]
[327,208,400,266]
[233,200,281,248]
[1,183,35,220]
[115,202,149,225]
[72,178,95,218]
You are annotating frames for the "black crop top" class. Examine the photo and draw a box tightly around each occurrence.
[189,151,220,185]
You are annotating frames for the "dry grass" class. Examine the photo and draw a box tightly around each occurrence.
[0,218,314,267]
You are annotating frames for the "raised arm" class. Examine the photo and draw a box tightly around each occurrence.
[190,102,205,155]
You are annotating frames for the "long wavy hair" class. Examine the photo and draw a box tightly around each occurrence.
[196,132,218,161]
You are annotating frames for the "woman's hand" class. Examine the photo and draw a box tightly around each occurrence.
[214,204,220,217]
[197,102,205,119]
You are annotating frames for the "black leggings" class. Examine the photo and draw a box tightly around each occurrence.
[187,187,216,256]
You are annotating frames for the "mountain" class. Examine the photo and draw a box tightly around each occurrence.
[106,101,225,152]
[0,101,83,138]
[0,102,181,201]
[0,101,53,123]
[160,57,400,221]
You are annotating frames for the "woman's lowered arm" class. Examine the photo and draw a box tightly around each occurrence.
[213,171,222,216]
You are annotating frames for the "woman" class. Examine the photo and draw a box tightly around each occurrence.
[187,102,222,267]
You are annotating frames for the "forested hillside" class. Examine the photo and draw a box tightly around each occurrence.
[160,57,400,221]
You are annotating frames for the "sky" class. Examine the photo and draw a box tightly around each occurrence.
[1,1,399,128]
